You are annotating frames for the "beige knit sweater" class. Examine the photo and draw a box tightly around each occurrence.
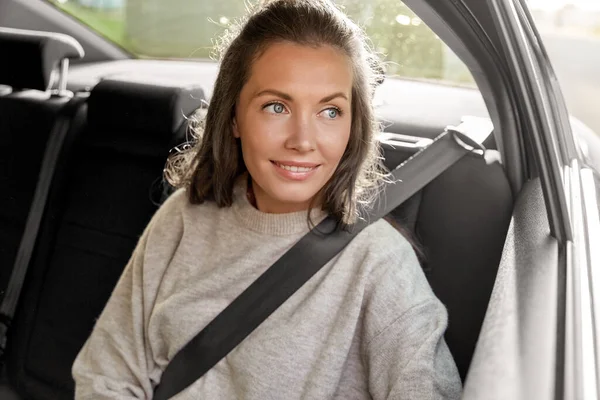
[72,177,461,399]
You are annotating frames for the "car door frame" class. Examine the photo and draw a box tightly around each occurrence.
[465,0,600,398]
[403,0,600,397]
[492,1,600,399]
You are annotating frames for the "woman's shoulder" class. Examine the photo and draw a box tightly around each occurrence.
[349,218,430,294]
[158,187,189,213]
[352,218,416,261]
[155,187,220,220]
[145,187,219,239]
[148,188,189,227]
[353,219,442,338]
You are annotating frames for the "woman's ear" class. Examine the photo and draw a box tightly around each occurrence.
[232,117,240,138]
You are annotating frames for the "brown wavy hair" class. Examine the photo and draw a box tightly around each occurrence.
[164,0,386,225]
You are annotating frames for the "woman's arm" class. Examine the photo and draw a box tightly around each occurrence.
[363,227,462,400]
[366,300,461,400]
[72,225,155,399]
[72,191,185,399]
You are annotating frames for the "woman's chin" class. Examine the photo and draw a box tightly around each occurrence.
[257,192,318,214]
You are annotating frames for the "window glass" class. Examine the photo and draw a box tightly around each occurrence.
[528,0,600,135]
[49,0,475,86]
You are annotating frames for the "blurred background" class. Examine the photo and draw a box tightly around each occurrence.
[529,0,600,135]
[49,0,600,134]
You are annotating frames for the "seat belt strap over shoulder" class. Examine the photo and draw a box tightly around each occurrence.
[374,116,495,219]
[154,116,495,400]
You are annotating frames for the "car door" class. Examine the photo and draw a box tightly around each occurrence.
[456,0,600,399]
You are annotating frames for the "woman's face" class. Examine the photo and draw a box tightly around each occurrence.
[234,41,353,214]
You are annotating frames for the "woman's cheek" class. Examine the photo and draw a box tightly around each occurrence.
[245,115,276,143]
[319,124,351,156]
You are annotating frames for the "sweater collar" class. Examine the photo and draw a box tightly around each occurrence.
[231,174,328,236]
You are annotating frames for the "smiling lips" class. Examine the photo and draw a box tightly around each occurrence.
[271,160,320,180]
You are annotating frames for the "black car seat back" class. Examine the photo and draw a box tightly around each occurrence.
[3,77,204,400]
[381,132,513,380]
[0,28,84,301]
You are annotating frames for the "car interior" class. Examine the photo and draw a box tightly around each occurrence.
[0,7,516,400]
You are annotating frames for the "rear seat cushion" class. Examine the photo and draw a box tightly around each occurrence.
[4,78,204,400]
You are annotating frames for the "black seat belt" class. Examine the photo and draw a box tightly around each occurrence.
[0,93,86,361]
[153,116,494,400]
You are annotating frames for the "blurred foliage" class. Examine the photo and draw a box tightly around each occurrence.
[123,0,248,58]
[339,0,443,79]
[50,0,475,85]
[53,0,126,47]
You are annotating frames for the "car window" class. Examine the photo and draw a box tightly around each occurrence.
[528,0,600,137]
[48,0,475,87]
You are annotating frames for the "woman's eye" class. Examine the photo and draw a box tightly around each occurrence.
[321,107,341,119]
[264,102,287,114]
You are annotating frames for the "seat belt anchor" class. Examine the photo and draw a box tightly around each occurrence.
[445,115,495,161]
[449,129,487,157]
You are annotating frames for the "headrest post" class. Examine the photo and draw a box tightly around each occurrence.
[57,58,69,96]
[0,27,84,91]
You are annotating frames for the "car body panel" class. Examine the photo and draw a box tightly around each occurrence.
[462,178,561,400]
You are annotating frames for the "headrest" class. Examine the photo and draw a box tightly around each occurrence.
[87,77,205,137]
[0,27,84,91]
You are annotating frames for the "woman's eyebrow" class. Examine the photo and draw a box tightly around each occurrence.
[319,92,348,103]
[253,89,349,103]
[254,89,293,101]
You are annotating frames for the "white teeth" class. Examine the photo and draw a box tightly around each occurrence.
[276,163,314,172]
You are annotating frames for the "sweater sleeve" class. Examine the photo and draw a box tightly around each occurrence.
[363,227,462,400]
[72,190,186,400]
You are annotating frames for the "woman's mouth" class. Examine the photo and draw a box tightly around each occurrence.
[274,163,316,172]
[271,161,320,181]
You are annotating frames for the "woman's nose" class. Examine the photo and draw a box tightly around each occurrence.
[284,112,316,152]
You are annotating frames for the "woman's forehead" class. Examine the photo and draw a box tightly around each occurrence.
[243,42,353,101]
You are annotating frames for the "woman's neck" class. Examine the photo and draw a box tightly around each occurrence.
[246,177,320,215]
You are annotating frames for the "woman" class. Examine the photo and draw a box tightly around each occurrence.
[72,0,462,398]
